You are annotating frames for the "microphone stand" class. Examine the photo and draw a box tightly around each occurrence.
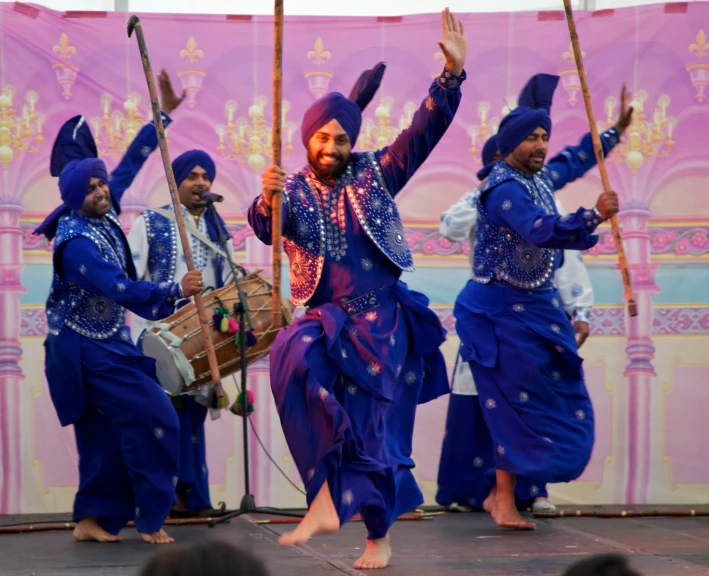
[204,198,302,527]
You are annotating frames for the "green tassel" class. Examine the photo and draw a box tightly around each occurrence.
[220,316,229,333]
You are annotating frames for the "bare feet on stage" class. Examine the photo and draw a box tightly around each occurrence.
[140,528,175,544]
[483,485,536,531]
[353,536,392,570]
[73,518,122,543]
[278,481,340,546]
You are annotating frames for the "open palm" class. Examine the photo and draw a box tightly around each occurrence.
[438,8,467,77]
[615,82,634,135]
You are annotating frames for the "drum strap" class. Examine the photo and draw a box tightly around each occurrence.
[152,208,229,259]
[152,322,197,385]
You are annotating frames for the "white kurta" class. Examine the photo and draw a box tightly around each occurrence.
[439,188,594,395]
[127,204,235,407]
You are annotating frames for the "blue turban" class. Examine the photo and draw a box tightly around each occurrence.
[301,62,386,148]
[172,150,216,187]
[476,134,499,181]
[59,158,109,210]
[50,115,98,177]
[497,74,560,159]
[35,116,102,240]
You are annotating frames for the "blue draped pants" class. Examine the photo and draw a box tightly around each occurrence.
[269,282,449,540]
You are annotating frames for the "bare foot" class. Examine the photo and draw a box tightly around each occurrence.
[73,518,122,543]
[353,536,392,570]
[493,493,536,530]
[482,487,497,514]
[140,529,174,544]
[279,481,340,546]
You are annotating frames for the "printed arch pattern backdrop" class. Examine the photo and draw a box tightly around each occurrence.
[1,2,708,513]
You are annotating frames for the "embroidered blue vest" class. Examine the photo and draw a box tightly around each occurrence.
[472,162,558,290]
[142,206,225,287]
[143,207,179,285]
[283,152,414,306]
[47,211,129,339]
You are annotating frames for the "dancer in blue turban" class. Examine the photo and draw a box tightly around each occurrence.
[44,157,204,544]
[38,72,196,544]
[248,8,466,569]
[128,149,232,519]
[453,74,633,530]
[437,126,595,517]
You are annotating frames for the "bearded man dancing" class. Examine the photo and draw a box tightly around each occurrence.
[453,73,632,530]
[38,157,203,544]
[437,130,594,517]
[247,8,466,570]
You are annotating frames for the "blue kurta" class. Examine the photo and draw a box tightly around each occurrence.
[438,129,618,507]
[43,115,182,536]
[248,68,463,539]
[453,128,619,488]
[45,220,182,535]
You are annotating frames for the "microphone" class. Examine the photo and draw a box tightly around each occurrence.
[199,190,224,203]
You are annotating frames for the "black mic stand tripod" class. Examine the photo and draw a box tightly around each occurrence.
[202,198,303,528]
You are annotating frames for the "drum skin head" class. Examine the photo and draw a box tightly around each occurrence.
[142,331,185,395]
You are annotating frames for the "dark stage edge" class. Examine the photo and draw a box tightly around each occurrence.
[3,510,709,575]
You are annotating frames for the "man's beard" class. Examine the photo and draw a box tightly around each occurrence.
[308,150,348,183]
[523,152,546,174]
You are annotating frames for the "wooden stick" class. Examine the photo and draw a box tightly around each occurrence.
[271,0,284,326]
[127,16,225,395]
[562,0,637,317]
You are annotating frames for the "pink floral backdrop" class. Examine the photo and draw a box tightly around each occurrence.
[1,1,709,514]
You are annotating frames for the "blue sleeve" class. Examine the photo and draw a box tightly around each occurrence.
[109,111,172,213]
[546,126,620,191]
[485,181,602,251]
[59,237,182,321]
[247,193,289,246]
[376,67,466,197]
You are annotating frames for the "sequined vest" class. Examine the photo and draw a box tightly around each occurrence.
[472,162,558,290]
[283,152,414,306]
[143,207,179,285]
[143,206,224,287]
[47,211,130,339]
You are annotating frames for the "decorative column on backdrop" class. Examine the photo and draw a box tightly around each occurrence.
[603,87,674,503]
[0,187,26,514]
[0,81,45,512]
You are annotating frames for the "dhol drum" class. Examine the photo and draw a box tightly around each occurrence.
[141,270,293,395]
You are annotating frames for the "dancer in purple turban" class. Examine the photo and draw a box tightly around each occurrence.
[248,8,466,570]
[454,74,633,530]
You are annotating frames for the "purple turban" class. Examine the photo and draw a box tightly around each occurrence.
[497,74,560,159]
[172,149,216,187]
[59,158,109,210]
[301,62,386,148]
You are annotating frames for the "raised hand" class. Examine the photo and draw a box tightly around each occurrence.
[438,7,467,77]
[615,82,634,136]
[158,69,186,115]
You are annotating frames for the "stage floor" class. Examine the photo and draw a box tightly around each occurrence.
[2,510,709,575]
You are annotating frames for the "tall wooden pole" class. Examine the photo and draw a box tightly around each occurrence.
[562,0,637,317]
[128,16,228,402]
[271,0,284,325]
